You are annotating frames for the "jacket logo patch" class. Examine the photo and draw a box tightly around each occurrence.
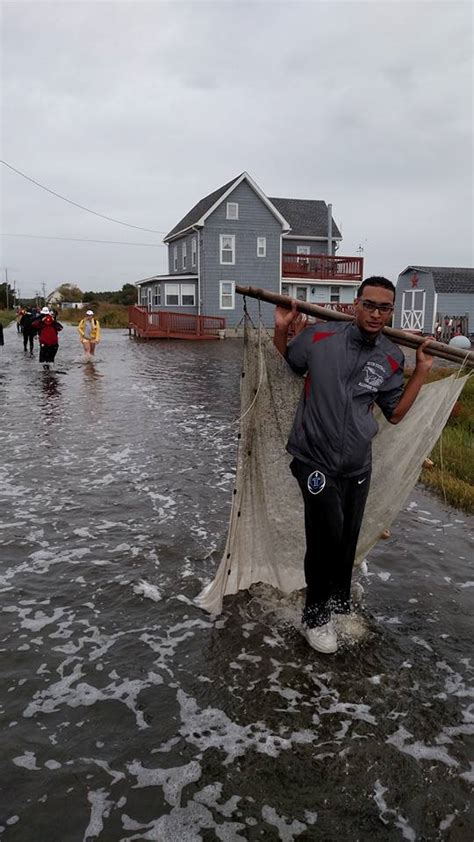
[307,470,326,495]
[358,361,385,393]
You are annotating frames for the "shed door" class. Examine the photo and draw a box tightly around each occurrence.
[401,289,426,331]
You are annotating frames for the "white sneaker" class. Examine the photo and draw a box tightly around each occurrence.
[301,622,338,654]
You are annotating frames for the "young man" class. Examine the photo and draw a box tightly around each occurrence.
[78,310,101,355]
[274,276,433,654]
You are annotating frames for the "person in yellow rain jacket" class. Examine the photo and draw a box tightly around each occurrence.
[78,310,101,356]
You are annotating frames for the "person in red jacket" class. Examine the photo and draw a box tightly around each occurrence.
[31,307,63,370]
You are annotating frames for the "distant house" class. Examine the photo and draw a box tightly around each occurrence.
[394,266,474,335]
[135,172,363,327]
[46,288,83,310]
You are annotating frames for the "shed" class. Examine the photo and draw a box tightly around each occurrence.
[393,266,474,335]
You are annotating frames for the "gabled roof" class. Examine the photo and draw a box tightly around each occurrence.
[164,175,242,241]
[164,172,291,241]
[269,198,342,239]
[400,266,474,294]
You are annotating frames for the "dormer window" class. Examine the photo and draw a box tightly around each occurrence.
[226,202,239,220]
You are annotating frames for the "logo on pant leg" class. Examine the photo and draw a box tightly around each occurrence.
[307,470,326,495]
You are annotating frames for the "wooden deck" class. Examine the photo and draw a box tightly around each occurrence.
[128,306,226,340]
[282,253,363,281]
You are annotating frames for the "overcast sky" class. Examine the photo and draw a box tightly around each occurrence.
[1,0,472,299]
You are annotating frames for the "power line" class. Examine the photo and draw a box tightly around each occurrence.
[1,159,167,235]
[1,232,166,247]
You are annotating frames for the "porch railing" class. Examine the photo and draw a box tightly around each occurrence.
[282,254,363,281]
[129,306,226,338]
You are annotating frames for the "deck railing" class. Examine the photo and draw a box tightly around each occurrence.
[282,254,363,281]
[128,306,226,338]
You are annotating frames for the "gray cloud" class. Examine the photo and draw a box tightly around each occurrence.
[1,0,472,297]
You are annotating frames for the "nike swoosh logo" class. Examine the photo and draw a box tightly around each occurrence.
[358,478,367,485]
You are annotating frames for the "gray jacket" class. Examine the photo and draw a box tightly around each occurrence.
[285,321,405,477]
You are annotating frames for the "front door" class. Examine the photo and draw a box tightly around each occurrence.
[401,289,426,331]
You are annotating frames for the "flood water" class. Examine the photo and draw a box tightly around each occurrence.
[0,324,473,841]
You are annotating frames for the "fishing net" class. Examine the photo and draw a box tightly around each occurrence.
[197,325,469,615]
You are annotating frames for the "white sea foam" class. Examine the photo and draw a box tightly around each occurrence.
[127,759,202,806]
[133,580,162,602]
[82,789,113,840]
[386,726,459,767]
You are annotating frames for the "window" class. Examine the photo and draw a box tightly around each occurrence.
[181,284,195,306]
[140,288,147,306]
[330,286,340,303]
[165,283,180,306]
[257,237,266,257]
[281,284,290,296]
[191,238,197,267]
[182,242,187,269]
[173,245,178,272]
[220,234,235,265]
[152,284,161,306]
[220,281,235,309]
[296,286,307,301]
[226,202,239,220]
[164,283,196,307]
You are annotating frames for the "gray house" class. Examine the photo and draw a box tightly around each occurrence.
[135,172,363,328]
[393,266,474,335]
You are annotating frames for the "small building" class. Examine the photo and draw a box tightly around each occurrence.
[134,172,363,328]
[393,266,474,335]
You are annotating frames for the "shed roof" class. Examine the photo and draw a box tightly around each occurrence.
[401,266,474,294]
[270,198,342,239]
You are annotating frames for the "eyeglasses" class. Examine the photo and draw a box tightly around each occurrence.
[359,299,394,315]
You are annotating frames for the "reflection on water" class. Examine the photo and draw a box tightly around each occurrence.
[0,324,473,841]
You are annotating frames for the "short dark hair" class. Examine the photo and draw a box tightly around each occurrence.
[357,276,396,299]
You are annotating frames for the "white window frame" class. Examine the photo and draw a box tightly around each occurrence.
[182,242,187,269]
[330,285,340,303]
[181,284,196,307]
[257,236,266,257]
[191,237,197,267]
[220,234,235,265]
[165,283,180,307]
[140,288,147,306]
[152,284,161,307]
[226,202,239,220]
[220,281,235,310]
[173,245,178,272]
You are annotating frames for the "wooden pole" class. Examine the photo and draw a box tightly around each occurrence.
[236,284,474,369]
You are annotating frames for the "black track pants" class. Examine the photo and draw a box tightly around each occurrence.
[39,344,58,364]
[291,458,371,628]
[23,330,35,352]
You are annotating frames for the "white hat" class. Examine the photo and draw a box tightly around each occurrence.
[86,310,94,315]
[41,306,50,314]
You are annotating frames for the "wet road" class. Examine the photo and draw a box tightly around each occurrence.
[0,324,473,841]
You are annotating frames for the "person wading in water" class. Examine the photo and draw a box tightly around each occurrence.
[274,276,433,654]
[78,310,101,356]
[31,307,63,370]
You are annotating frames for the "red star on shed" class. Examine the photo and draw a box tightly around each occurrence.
[411,273,419,288]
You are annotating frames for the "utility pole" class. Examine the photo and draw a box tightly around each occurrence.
[41,281,46,304]
[5,268,8,310]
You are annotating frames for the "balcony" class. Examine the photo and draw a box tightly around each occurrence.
[282,253,363,282]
